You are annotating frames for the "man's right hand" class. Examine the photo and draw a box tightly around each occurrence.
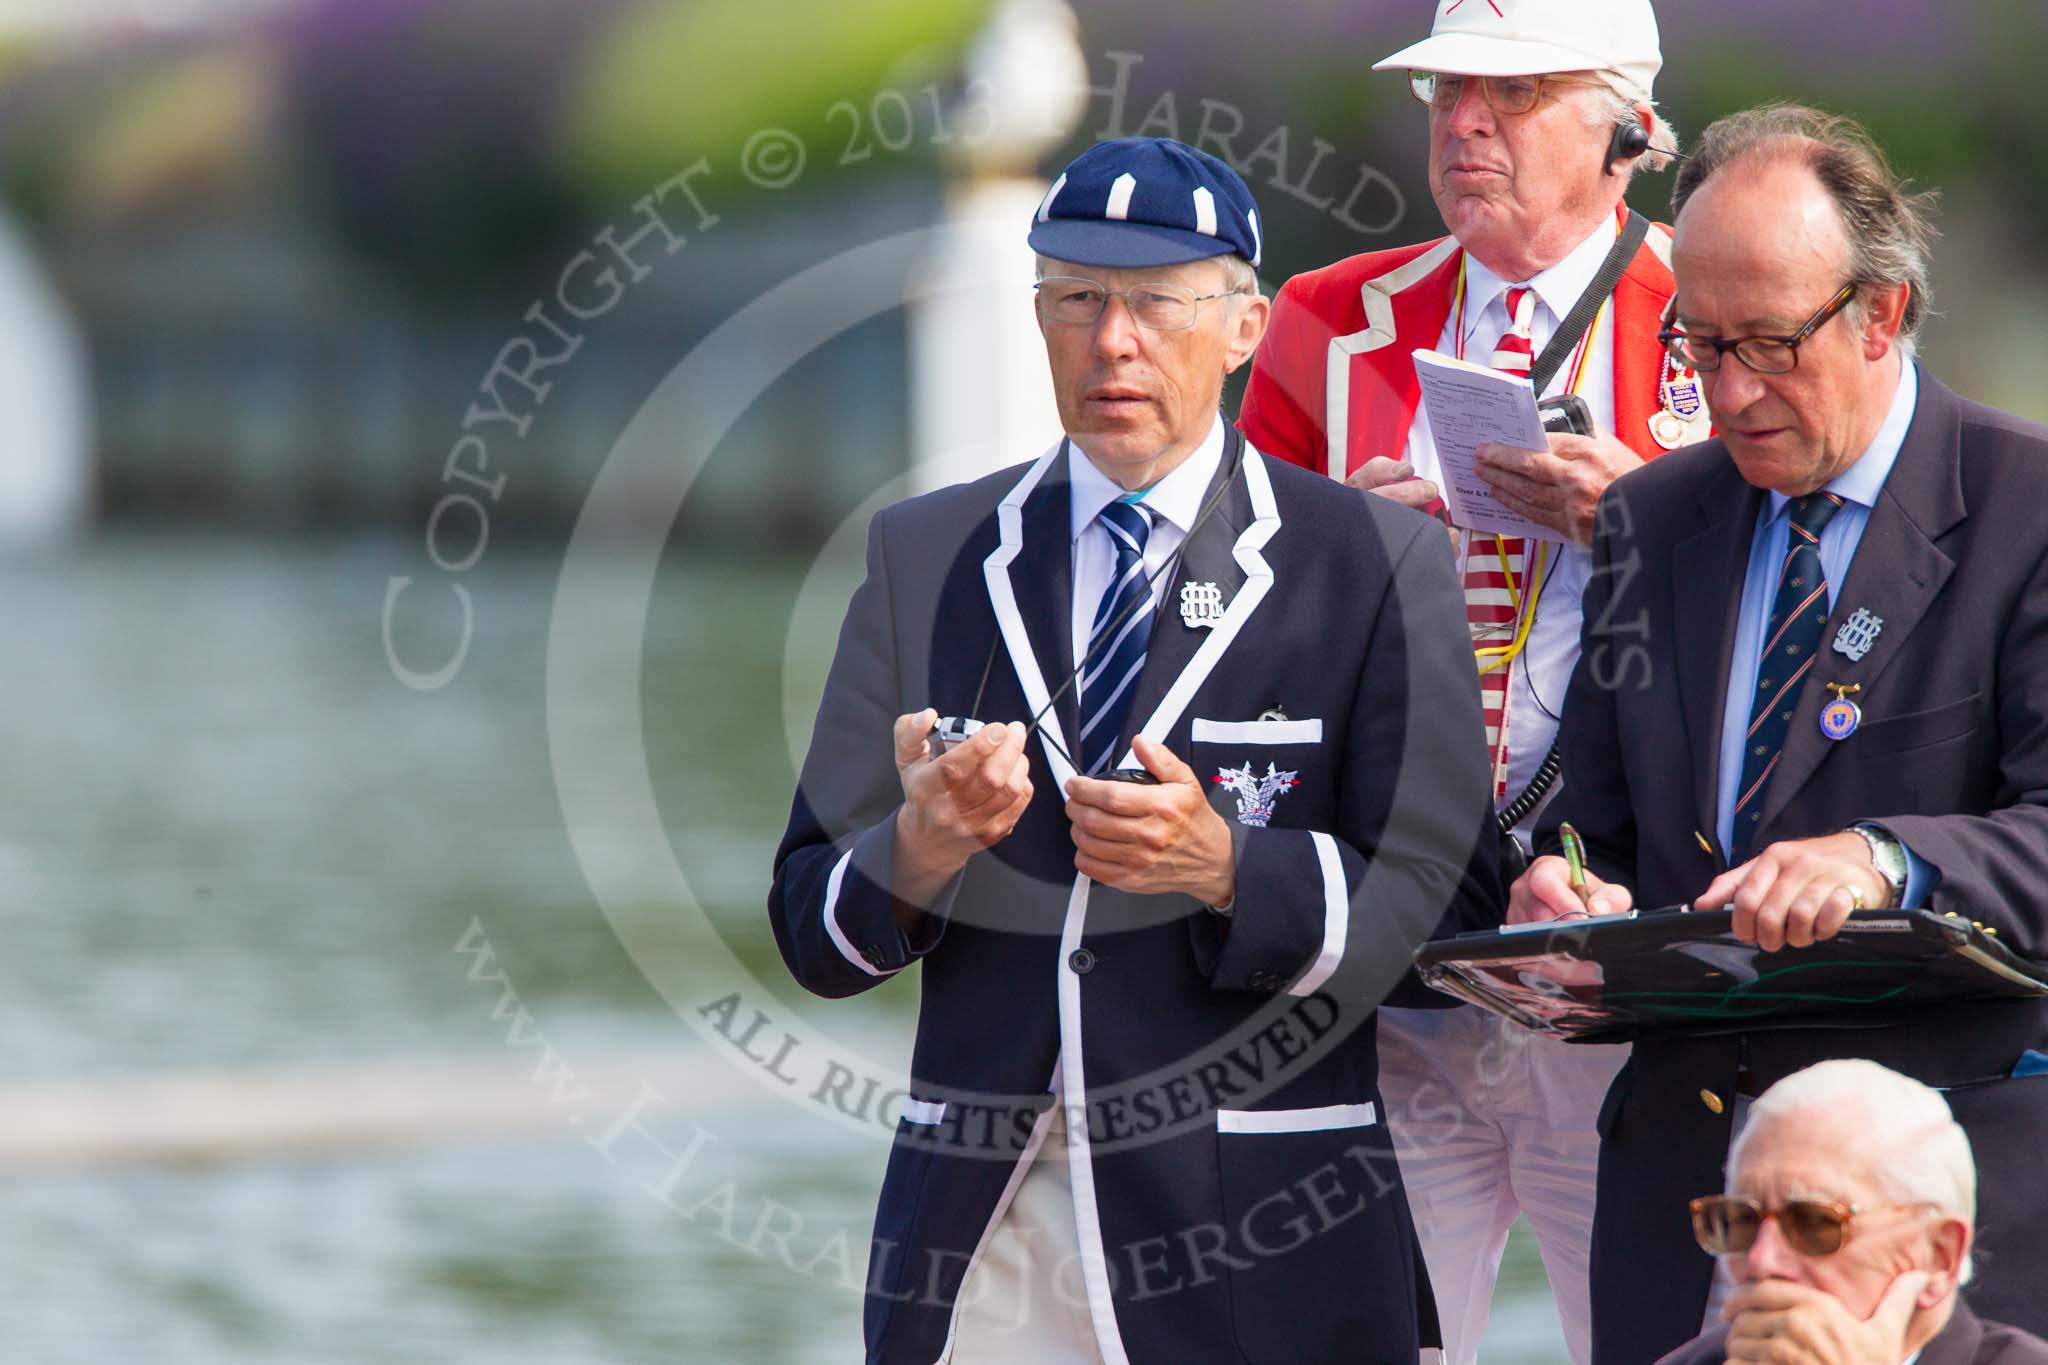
[1347,457,1458,551]
[1721,1272,1928,1365]
[1507,854,1636,923]
[1345,457,1442,512]
[890,711,1033,910]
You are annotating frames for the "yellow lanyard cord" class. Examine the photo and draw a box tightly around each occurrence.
[1475,537,1548,674]
[1450,244,1610,680]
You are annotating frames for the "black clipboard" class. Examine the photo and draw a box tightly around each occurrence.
[1413,908,2048,1043]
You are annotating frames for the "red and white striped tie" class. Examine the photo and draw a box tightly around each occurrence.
[1468,285,1537,799]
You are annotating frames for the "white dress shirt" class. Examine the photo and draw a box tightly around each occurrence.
[1066,415,1226,670]
[1404,218,1625,833]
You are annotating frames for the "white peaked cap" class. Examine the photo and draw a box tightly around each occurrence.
[1374,0,1662,101]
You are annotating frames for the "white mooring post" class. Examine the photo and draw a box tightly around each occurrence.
[908,0,1088,496]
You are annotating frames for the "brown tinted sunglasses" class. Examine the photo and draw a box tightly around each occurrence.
[1690,1195,1873,1257]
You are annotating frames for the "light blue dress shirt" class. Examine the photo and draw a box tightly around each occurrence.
[1712,362,1935,904]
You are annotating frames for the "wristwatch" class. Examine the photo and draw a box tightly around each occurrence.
[1847,822,1909,909]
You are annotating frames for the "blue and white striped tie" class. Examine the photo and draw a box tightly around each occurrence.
[1079,499,1155,775]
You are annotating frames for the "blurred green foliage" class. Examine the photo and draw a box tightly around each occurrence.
[555,0,991,199]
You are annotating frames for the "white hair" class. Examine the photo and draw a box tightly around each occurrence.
[1034,252,1260,308]
[1211,252,1258,298]
[1730,1059,1976,1282]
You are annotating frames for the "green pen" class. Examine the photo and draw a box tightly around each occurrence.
[1560,822,1593,908]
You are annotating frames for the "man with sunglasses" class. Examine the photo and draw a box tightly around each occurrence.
[1510,105,2048,1360]
[1239,2,1691,1360]
[771,136,1499,1363]
[1658,1061,2048,1364]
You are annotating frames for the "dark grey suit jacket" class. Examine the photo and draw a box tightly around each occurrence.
[1543,367,2048,1362]
[1657,1299,2048,1365]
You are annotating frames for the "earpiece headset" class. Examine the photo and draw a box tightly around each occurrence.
[1604,121,1686,176]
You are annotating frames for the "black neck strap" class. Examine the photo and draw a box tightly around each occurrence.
[1493,210,1649,835]
[977,421,1247,769]
[1526,210,1650,393]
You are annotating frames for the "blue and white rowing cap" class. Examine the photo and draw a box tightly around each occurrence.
[1029,137,1263,270]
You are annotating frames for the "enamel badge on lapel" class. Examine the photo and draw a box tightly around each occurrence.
[1180,581,1226,630]
[1212,762,1298,828]
[1833,608,1884,663]
[1819,683,1864,742]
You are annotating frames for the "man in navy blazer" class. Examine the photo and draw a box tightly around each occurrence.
[1508,106,2048,1361]
[770,137,1500,1363]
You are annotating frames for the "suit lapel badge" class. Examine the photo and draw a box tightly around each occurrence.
[1213,761,1298,828]
[1832,607,1884,663]
[1819,683,1864,742]
[1179,580,1227,630]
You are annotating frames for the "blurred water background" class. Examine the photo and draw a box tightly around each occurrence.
[3,534,1566,1362]
[4,1,2044,1361]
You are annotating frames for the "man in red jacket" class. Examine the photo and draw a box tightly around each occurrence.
[1238,1,1698,1359]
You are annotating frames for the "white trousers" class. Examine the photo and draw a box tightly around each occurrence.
[949,1106,1105,1363]
[1375,1005,1629,1365]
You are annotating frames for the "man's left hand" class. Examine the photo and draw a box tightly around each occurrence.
[1475,431,1644,546]
[1693,832,1893,952]
[1721,1272,1927,1364]
[1064,736,1235,905]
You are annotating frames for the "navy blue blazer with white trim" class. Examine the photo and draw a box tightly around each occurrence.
[769,440,1502,1363]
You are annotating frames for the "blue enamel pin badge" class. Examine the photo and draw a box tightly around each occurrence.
[1819,683,1864,742]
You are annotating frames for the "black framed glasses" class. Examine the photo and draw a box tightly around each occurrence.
[1407,71,1602,116]
[1659,283,1860,375]
[1034,277,1246,332]
[1689,1194,1929,1258]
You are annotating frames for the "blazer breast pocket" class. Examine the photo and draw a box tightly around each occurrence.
[1192,718,1325,746]
[1854,691,1982,759]
[1190,717,1326,828]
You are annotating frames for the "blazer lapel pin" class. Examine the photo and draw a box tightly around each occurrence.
[1180,581,1226,630]
[1832,607,1883,662]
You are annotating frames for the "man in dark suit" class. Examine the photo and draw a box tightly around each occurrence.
[770,137,1498,1363]
[1657,1060,2048,1365]
[1507,105,2048,1361]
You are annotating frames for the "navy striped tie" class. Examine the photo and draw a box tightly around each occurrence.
[1731,491,1844,857]
[1079,500,1155,775]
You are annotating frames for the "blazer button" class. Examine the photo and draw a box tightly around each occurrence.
[1068,948,1096,974]
[1699,1089,1726,1116]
